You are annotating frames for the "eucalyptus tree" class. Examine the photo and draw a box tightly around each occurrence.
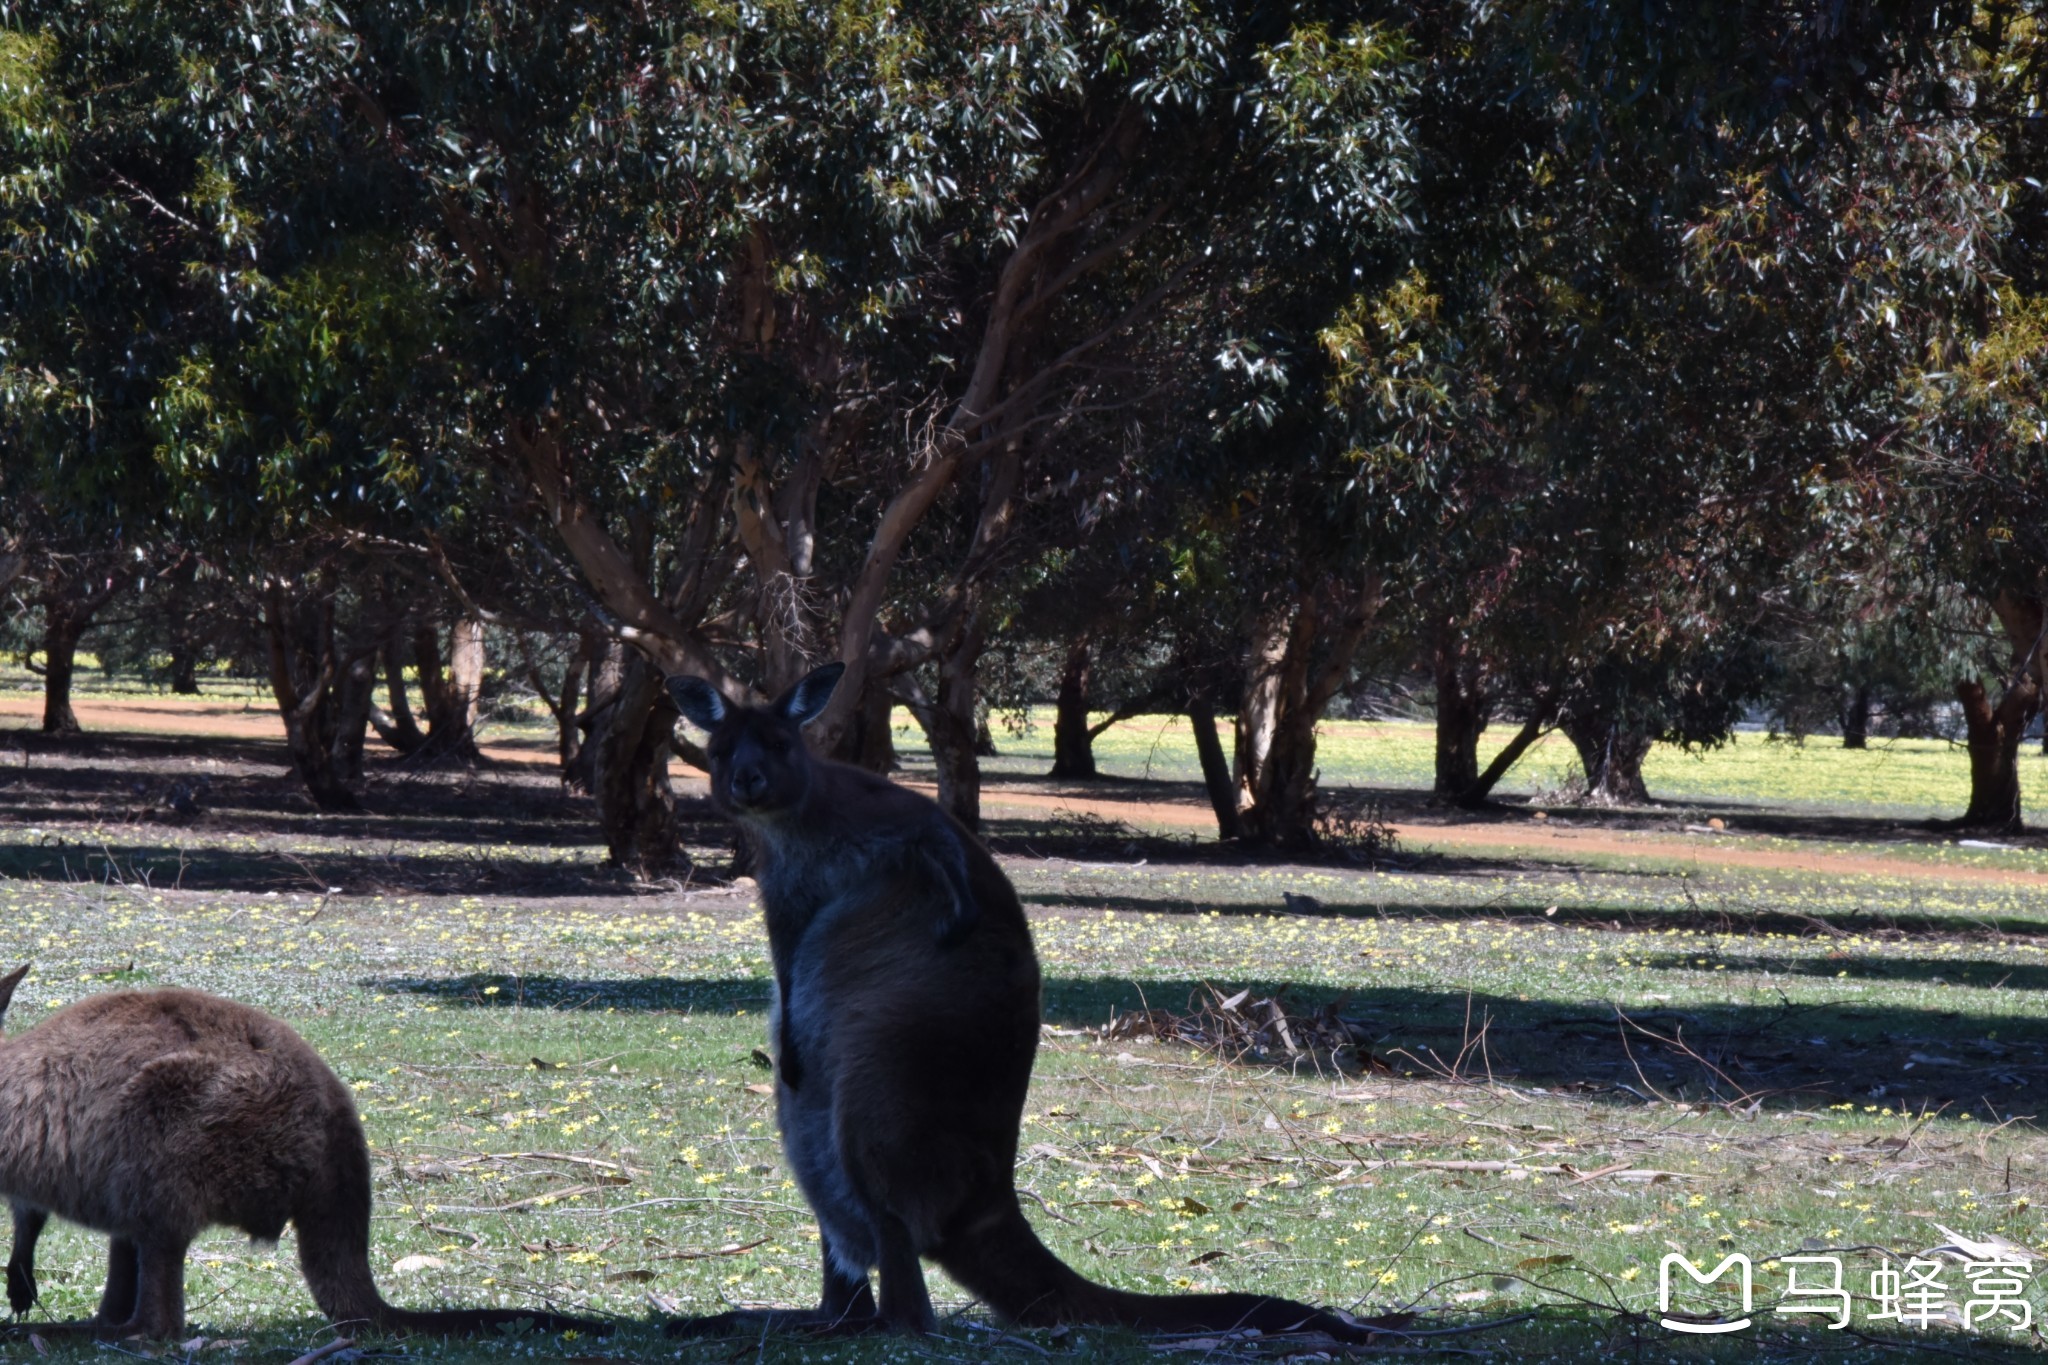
[0,10,197,733]
[1889,9,2048,829]
[141,0,1418,848]
[1314,0,1998,809]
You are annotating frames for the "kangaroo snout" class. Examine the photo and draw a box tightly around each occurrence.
[730,766,771,804]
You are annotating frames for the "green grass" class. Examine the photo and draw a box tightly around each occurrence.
[5,835,2048,1362]
[4,681,2047,1360]
[968,710,2008,820]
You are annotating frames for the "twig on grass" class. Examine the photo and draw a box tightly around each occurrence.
[654,1237,770,1261]
[282,1338,356,1365]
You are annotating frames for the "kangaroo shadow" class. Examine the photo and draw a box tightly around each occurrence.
[365,971,2048,1119]
[370,972,770,1014]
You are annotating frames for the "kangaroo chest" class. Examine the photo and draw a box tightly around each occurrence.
[754,839,877,1093]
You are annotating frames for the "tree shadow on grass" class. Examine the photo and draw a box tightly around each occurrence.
[1636,952,2048,992]
[1019,892,2048,939]
[366,972,2048,1119]
[0,839,726,897]
[0,731,648,853]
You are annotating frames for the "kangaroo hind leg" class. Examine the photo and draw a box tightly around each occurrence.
[96,1239,186,1341]
[6,1206,47,1314]
[97,1238,140,1328]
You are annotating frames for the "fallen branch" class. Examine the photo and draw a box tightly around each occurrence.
[654,1237,771,1261]
[283,1338,356,1365]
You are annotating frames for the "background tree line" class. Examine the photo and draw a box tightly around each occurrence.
[2,0,2046,870]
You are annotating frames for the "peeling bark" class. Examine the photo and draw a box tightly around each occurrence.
[1562,714,1653,805]
[263,579,360,813]
[577,641,687,876]
[1233,576,1383,848]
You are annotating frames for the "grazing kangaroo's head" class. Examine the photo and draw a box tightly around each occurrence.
[668,663,844,818]
[0,963,26,1038]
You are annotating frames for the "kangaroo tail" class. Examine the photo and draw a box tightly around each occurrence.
[934,1199,1398,1342]
[296,1114,608,1338]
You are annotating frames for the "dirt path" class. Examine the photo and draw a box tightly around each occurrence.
[0,696,563,768]
[9,695,2047,889]
[943,788,2048,890]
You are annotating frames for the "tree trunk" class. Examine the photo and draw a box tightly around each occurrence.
[39,609,82,736]
[1455,699,1556,808]
[1233,602,1292,803]
[1244,695,1323,847]
[929,615,987,830]
[1841,683,1872,750]
[835,680,899,773]
[168,646,201,695]
[1050,638,1098,779]
[412,618,484,762]
[378,627,428,755]
[1951,593,2045,832]
[33,560,139,735]
[444,615,486,738]
[579,642,687,877]
[1234,577,1382,848]
[554,643,587,776]
[1431,631,1489,799]
[263,580,359,813]
[330,652,376,781]
[1956,679,2028,830]
[1563,715,1653,805]
[1189,700,1241,840]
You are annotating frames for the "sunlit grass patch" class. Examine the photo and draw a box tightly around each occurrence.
[3,814,2048,1360]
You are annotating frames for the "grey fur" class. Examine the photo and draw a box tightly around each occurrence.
[664,663,1384,1343]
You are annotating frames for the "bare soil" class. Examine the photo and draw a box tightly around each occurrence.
[3,695,2042,890]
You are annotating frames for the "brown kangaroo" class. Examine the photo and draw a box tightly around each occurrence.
[664,664,1393,1341]
[0,967,604,1340]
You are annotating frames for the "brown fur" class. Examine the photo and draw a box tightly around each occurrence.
[0,968,604,1340]
[665,665,1393,1342]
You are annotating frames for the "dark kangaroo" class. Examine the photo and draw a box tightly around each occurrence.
[664,663,1392,1342]
[0,967,604,1339]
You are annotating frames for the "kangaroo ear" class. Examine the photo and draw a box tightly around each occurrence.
[0,963,28,1027]
[666,675,727,732]
[778,662,846,727]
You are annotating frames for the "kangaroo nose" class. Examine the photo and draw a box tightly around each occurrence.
[732,769,768,802]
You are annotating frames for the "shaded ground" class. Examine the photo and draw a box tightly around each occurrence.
[5,695,2048,1359]
[7,696,2046,889]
